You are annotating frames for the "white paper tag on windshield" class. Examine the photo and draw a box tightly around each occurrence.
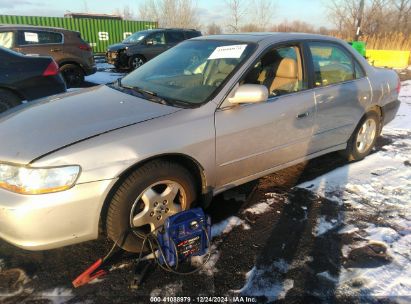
[24,32,39,43]
[208,44,247,60]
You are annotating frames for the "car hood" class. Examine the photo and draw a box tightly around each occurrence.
[108,42,135,51]
[0,85,181,164]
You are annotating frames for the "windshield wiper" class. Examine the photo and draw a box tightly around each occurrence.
[114,79,194,108]
[115,79,172,106]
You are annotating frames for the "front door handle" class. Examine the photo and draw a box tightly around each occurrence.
[297,112,310,119]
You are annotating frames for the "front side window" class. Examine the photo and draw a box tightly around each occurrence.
[123,31,148,43]
[243,46,307,97]
[148,32,166,45]
[308,42,355,87]
[119,40,254,106]
[18,31,63,45]
[0,32,14,49]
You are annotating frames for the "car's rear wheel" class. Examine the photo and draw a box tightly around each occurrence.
[60,64,85,87]
[106,160,197,252]
[342,110,381,161]
[129,55,146,71]
[0,89,22,114]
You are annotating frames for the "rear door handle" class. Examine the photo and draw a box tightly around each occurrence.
[297,112,310,119]
[51,48,62,52]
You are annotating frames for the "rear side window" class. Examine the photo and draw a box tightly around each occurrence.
[166,31,185,43]
[308,42,356,87]
[18,31,63,45]
[0,32,14,49]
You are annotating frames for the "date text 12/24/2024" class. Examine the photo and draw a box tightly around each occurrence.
[149,296,258,303]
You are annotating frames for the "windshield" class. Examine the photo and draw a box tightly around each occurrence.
[120,40,254,106]
[123,31,149,43]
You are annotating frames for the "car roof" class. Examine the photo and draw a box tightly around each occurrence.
[0,24,71,33]
[195,32,342,44]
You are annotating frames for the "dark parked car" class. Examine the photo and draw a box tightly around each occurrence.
[0,25,96,87]
[0,46,66,113]
[106,28,201,70]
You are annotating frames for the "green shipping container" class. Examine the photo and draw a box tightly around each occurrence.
[0,15,157,53]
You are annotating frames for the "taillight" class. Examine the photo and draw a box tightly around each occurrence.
[79,44,92,51]
[43,61,59,76]
[396,78,401,94]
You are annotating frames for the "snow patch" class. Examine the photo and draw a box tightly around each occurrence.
[317,271,338,283]
[243,201,272,215]
[191,245,220,276]
[365,225,400,244]
[85,71,124,85]
[238,265,294,301]
[150,281,183,297]
[313,216,339,236]
[38,288,74,304]
[297,88,411,298]
[211,216,250,238]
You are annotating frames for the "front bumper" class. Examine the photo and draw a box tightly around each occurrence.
[0,179,116,251]
[106,51,119,65]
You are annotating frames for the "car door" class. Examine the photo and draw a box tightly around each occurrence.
[306,41,371,151]
[215,44,316,187]
[15,30,64,61]
[143,31,168,60]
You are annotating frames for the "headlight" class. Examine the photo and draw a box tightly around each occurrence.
[0,163,81,195]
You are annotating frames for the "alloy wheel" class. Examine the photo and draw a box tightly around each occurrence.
[132,57,144,69]
[356,118,377,153]
[129,180,187,233]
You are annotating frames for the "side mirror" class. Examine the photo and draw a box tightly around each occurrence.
[146,39,154,45]
[227,84,268,105]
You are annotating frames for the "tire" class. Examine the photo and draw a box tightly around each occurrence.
[341,110,381,161]
[106,160,197,253]
[129,55,146,71]
[60,64,85,88]
[0,89,22,114]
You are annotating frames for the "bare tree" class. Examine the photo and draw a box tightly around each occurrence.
[206,23,223,35]
[225,0,247,32]
[139,0,199,28]
[113,5,135,20]
[83,0,89,12]
[251,0,275,31]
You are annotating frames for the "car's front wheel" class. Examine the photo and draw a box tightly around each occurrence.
[0,89,22,114]
[129,55,146,71]
[342,110,381,161]
[106,160,197,252]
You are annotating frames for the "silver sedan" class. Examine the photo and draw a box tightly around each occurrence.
[0,33,400,252]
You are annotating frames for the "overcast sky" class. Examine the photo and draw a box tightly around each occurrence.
[0,0,330,28]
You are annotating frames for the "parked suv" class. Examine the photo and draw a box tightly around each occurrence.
[106,28,201,70]
[0,25,97,87]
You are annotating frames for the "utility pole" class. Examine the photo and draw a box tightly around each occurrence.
[355,0,365,40]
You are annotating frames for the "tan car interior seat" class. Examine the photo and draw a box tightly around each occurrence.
[206,60,236,86]
[258,57,299,94]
